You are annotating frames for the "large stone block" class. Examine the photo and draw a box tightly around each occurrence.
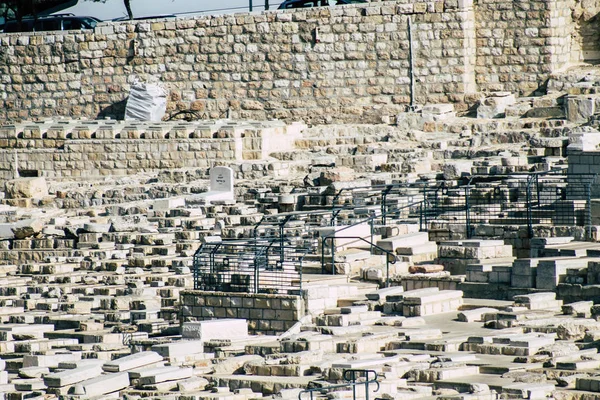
[71,372,129,397]
[567,95,596,123]
[103,351,163,372]
[44,364,103,388]
[477,92,516,119]
[151,340,204,358]
[182,319,248,341]
[5,177,48,199]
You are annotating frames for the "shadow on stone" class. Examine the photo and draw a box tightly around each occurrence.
[97,98,127,120]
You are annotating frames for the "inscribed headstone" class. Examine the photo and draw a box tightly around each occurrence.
[210,166,234,193]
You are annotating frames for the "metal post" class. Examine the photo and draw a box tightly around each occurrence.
[381,185,393,225]
[193,252,198,289]
[587,182,592,240]
[535,174,540,206]
[381,191,387,225]
[385,255,389,288]
[321,238,326,274]
[423,192,429,229]
[249,0,253,11]
[265,0,269,10]
[407,15,415,109]
[253,255,259,293]
[331,238,335,275]
[369,218,374,252]
[279,224,285,263]
[465,187,471,239]
[526,178,533,238]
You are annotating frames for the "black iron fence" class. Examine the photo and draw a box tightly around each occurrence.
[193,172,597,291]
[419,172,597,238]
[192,239,307,294]
[299,369,380,400]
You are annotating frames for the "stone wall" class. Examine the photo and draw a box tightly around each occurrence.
[474,0,574,95]
[570,0,600,62]
[180,290,304,335]
[568,149,600,198]
[0,120,300,181]
[0,0,598,123]
[0,0,475,123]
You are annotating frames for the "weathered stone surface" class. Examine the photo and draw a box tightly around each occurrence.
[71,372,129,396]
[11,219,45,239]
[319,167,356,185]
[103,351,163,372]
[44,364,103,388]
[182,319,248,341]
[5,177,48,199]
[556,320,600,340]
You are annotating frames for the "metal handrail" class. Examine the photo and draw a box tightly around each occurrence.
[299,369,380,400]
[319,201,422,285]
[252,207,354,239]
[322,200,424,240]
[252,181,441,242]
[466,170,599,185]
[321,235,397,286]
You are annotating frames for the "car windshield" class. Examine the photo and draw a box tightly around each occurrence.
[78,17,99,28]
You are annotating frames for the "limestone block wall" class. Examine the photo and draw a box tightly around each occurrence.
[569,0,600,62]
[568,150,600,198]
[0,120,299,181]
[0,0,597,122]
[474,0,575,95]
[0,0,477,124]
[568,150,600,175]
[180,290,304,334]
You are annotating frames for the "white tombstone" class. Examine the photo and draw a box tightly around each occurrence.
[210,166,234,193]
[190,167,235,205]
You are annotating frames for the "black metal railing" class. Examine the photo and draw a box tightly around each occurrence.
[193,239,307,294]
[252,208,343,256]
[193,172,597,294]
[417,172,597,238]
[300,182,436,217]
[319,201,423,282]
[299,369,380,400]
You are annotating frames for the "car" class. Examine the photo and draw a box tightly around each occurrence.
[2,13,100,33]
[278,0,367,9]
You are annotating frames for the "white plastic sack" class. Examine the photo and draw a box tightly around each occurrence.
[125,77,167,122]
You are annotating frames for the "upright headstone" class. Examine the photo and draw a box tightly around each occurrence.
[210,166,234,194]
[189,166,235,205]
